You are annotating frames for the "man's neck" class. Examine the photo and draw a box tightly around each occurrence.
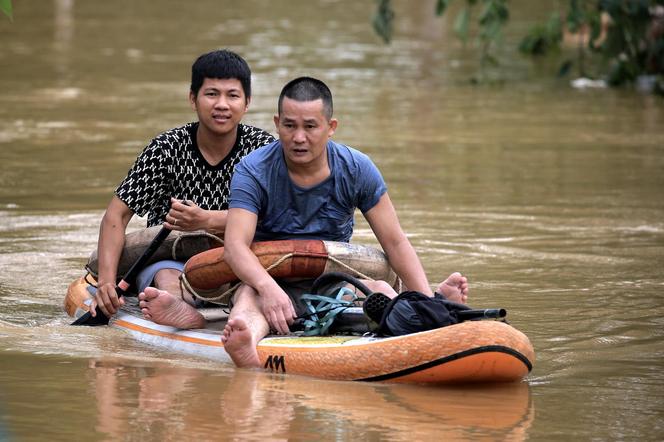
[286,152,330,188]
[196,124,239,166]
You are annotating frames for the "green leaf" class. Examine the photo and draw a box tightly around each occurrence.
[454,7,470,42]
[478,0,508,42]
[372,0,394,44]
[1,0,13,21]
[545,11,562,41]
[557,60,574,78]
[435,0,451,16]
[566,0,585,33]
[519,32,539,54]
[481,18,503,41]
[519,11,563,56]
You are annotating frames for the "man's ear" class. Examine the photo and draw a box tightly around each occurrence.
[328,118,338,137]
[244,96,252,111]
[273,114,280,130]
[189,91,197,111]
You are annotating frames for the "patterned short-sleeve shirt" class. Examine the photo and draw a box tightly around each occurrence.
[116,122,275,227]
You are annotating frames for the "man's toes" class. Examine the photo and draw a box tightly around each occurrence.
[142,287,161,300]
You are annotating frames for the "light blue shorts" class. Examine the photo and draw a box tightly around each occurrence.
[135,260,185,293]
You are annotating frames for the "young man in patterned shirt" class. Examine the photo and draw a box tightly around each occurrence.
[90,50,274,327]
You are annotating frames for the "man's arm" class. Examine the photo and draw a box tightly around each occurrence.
[163,198,228,234]
[93,196,134,317]
[224,207,296,334]
[364,193,433,296]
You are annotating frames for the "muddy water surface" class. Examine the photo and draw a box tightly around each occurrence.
[1,1,663,440]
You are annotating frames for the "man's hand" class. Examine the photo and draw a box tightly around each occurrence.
[90,281,125,318]
[259,288,296,335]
[164,198,208,231]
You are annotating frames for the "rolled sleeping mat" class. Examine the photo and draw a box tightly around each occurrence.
[86,225,224,279]
[182,240,399,303]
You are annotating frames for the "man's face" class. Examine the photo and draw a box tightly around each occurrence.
[274,97,337,167]
[190,78,249,137]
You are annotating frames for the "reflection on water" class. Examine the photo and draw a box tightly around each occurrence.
[1,0,663,440]
[0,354,534,441]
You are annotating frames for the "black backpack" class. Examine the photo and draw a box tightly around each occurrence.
[365,291,460,336]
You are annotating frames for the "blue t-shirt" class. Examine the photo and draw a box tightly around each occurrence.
[229,140,387,242]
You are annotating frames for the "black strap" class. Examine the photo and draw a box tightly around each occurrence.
[310,272,373,297]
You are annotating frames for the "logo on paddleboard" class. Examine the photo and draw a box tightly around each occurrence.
[264,355,286,372]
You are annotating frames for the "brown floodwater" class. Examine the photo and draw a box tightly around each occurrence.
[1,1,663,440]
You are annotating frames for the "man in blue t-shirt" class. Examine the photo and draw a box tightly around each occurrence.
[229,133,386,243]
[219,77,469,368]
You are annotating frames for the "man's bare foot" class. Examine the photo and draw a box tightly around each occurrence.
[138,287,206,329]
[436,272,469,304]
[221,318,261,368]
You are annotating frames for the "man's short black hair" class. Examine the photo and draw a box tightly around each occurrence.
[190,49,251,100]
[278,77,333,119]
